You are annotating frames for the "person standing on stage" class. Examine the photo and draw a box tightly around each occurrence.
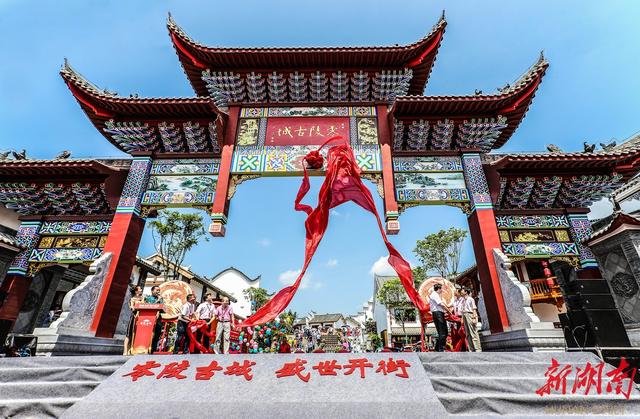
[461,287,482,352]
[173,293,196,354]
[123,285,145,355]
[429,283,451,352]
[144,285,163,304]
[213,296,235,354]
[144,286,164,352]
[195,293,216,352]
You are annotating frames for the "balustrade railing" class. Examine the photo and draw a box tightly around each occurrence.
[528,277,564,306]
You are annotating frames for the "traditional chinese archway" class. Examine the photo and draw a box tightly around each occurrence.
[2,13,640,347]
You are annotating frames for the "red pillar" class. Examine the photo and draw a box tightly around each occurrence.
[210,106,240,237]
[462,153,509,333]
[375,105,400,234]
[91,213,145,337]
[467,209,509,332]
[90,156,152,338]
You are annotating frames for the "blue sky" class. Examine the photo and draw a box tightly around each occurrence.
[2,1,640,315]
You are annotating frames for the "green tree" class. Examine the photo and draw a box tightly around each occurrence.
[243,287,272,313]
[149,210,208,281]
[412,266,428,288]
[364,318,377,335]
[368,333,382,350]
[414,227,468,281]
[279,309,297,333]
[376,278,414,342]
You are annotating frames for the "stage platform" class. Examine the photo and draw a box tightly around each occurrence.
[0,352,638,418]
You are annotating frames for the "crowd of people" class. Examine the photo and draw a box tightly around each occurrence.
[291,324,362,353]
[126,286,236,355]
[126,282,480,355]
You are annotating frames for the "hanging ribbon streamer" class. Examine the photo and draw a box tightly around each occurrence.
[186,319,216,353]
[236,136,429,329]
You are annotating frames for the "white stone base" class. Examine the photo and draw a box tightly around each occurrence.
[626,326,640,347]
[33,327,124,356]
[480,323,566,352]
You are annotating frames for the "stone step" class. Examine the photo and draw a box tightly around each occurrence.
[423,361,573,378]
[0,365,119,383]
[0,355,127,369]
[437,392,640,415]
[430,376,640,396]
[419,351,598,365]
[0,381,101,401]
[0,397,84,419]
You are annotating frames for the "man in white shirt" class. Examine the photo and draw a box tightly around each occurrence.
[173,293,196,354]
[429,283,451,352]
[195,293,216,353]
[460,288,482,352]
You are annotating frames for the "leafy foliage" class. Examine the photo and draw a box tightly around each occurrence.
[364,318,377,335]
[243,287,272,312]
[376,278,415,340]
[149,210,208,281]
[279,309,297,333]
[368,332,382,350]
[414,227,468,280]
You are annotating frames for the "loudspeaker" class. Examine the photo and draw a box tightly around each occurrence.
[560,311,596,348]
[582,309,631,347]
[557,275,631,348]
[569,279,612,294]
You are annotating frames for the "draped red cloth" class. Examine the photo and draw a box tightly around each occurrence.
[236,137,428,329]
[186,320,216,354]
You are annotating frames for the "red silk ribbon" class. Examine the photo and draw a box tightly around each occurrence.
[236,137,429,328]
[186,320,216,354]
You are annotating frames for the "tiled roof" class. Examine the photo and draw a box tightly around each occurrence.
[167,13,446,97]
[390,54,548,149]
[309,313,344,323]
[585,211,640,245]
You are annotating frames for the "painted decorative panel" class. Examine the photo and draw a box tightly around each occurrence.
[568,214,598,268]
[393,156,468,204]
[393,156,463,172]
[495,215,570,229]
[7,221,42,275]
[509,230,556,243]
[116,157,152,215]
[462,153,492,210]
[39,221,111,235]
[143,175,217,206]
[143,159,220,207]
[395,172,468,203]
[52,236,101,248]
[29,247,103,263]
[502,242,580,257]
[237,119,260,146]
[232,145,380,174]
[356,118,378,145]
[149,159,219,175]
[234,107,381,176]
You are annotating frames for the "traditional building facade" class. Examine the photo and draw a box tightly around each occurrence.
[143,254,236,304]
[0,13,638,352]
[208,267,260,318]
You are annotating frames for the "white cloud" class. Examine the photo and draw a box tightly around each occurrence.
[326,258,338,267]
[279,269,310,289]
[369,256,397,277]
[256,238,272,247]
[330,209,341,217]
